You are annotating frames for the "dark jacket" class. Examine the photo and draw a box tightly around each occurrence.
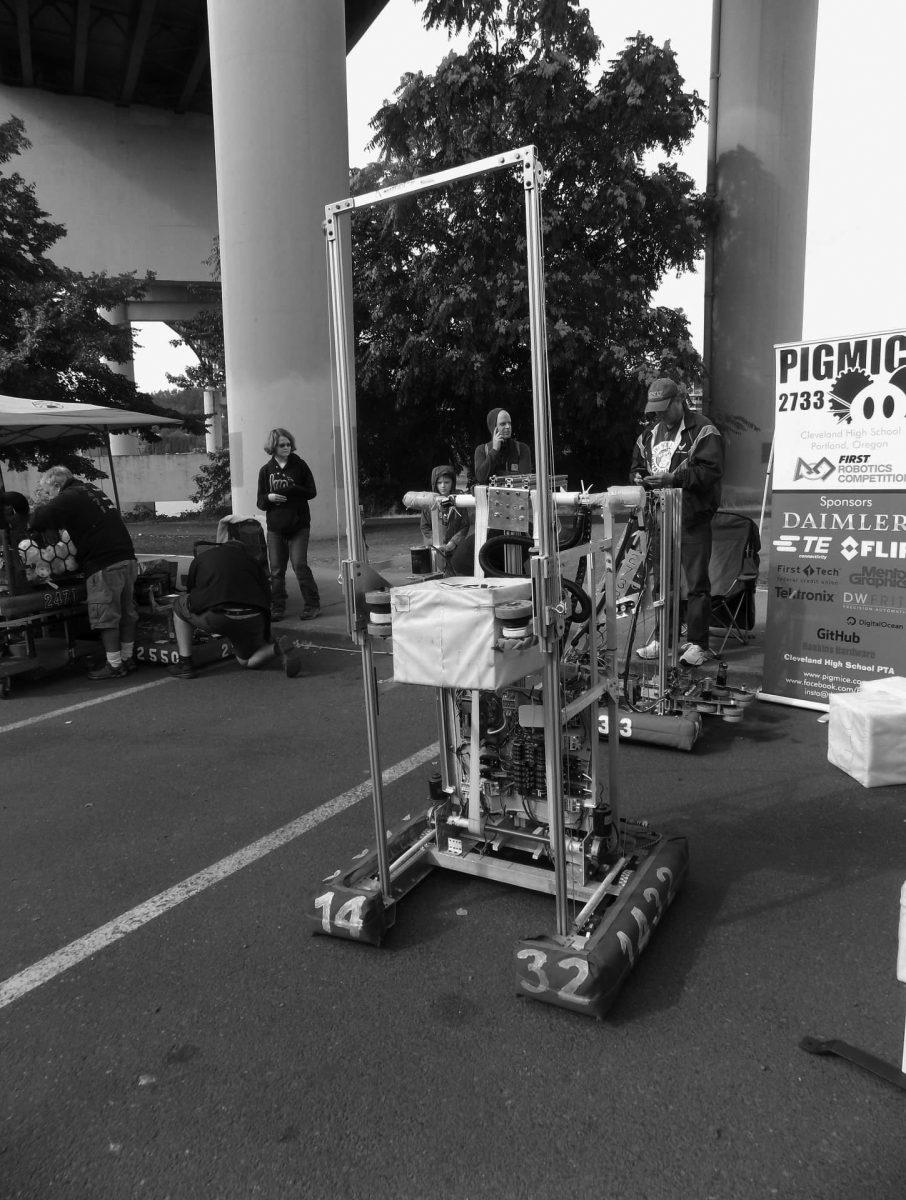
[629,408,723,525]
[30,479,134,576]
[419,465,471,549]
[474,438,533,485]
[256,452,317,535]
[187,541,270,615]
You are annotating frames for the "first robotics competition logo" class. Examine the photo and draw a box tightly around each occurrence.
[776,331,906,488]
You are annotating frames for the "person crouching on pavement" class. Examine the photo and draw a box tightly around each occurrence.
[29,466,139,680]
[419,465,470,577]
[168,541,302,680]
[629,378,723,668]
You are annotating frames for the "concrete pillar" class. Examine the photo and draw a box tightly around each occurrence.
[709,0,819,505]
[206,0,349,535]
[203,387,223,452]
[99,303,143,456]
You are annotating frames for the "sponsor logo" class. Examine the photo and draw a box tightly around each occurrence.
[774,586,835,603]
[771,533,830,559]
[794,457,834,481]
[841,537,906,561]
[849,567,906,589]
[817,627,861,643]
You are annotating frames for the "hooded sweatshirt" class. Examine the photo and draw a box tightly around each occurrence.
[419,465,470,550]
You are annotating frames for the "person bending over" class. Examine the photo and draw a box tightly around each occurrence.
[30,466,138,680]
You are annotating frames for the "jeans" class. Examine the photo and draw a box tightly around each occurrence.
[681,518,713,648]
[267,527,319,612]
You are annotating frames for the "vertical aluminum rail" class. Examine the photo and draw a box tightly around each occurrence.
[324,208,392,900]
[522,148,569,936]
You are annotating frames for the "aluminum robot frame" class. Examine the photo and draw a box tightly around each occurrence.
[313,146,687,1018]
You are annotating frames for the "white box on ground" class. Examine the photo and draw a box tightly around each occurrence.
[390,576,544,689]
[828,677,906,788]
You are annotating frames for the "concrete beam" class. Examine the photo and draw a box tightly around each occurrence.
[16,0,32,87]
[119,0,156,106]
[73,0,89,94]
[176,34,209,114]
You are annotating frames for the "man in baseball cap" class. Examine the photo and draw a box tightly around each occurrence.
[629,378,724,668]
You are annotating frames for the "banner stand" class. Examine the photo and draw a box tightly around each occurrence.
[760,327,906,709]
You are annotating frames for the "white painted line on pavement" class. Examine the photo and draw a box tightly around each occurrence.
[0,741,439,1011]
[0,677,173,736]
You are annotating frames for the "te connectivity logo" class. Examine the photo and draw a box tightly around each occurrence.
[772,534,831,560]
[794,457,835,482]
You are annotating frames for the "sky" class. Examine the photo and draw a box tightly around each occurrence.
[133,0,711,392]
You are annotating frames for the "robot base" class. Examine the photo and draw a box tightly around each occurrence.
[514,833,689,1018]
[309,811,688,1021]
[308,814,435,946]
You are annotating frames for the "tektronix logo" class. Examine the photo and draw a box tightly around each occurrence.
[794,457,835,482]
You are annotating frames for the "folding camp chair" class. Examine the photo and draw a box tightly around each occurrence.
[708,511,760,654]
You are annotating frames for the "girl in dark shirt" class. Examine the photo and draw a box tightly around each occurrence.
[256,428,321,621]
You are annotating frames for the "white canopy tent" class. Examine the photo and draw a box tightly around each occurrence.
[0,393,182,509]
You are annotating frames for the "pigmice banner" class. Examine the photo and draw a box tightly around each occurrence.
[761,327,906,708]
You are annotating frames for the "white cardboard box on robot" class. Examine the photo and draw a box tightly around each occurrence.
[390,576,545,690]
[827,676,906,788]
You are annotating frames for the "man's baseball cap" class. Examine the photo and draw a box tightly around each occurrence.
[645,378,680,414]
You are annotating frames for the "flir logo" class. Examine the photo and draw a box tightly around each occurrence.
[794,457,835,482]
[840,536,906,561]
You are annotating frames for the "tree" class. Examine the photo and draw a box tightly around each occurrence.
[167,238,225,392]
[350,0,712,498]
[0,115,198,479]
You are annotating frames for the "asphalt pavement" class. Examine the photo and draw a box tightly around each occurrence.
[1,519,904,1199]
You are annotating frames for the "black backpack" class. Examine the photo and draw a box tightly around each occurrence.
[215,516,268,570]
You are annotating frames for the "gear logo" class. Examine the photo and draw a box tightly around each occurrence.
[828,369,873,425]
[840,536,859,561]
[794,457,835,481]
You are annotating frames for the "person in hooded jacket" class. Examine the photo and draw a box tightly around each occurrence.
[473,408,532,485]
[419,465,470,576]
[256,428,320,621]
[629,378,723,667]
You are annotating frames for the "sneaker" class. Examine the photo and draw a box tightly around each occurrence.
[276,636,303,678]
[635,639,660,660]
[300,606,321,622]
[680,643,714,668]
[122,657,138,674]
[167,658,197,680]
[270,607,286,622]
[87,661,128,680]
